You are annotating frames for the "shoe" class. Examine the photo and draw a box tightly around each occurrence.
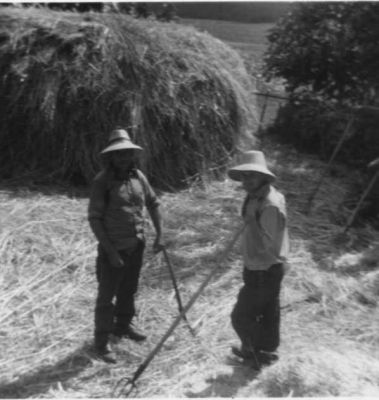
[232,346,254,359]
[114,325,147,342]
[94,343,117,364]
[258,351,278,366]
[231,346,260,369]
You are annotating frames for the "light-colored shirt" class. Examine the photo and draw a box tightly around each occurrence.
[88,168,159,250]
[242,185,289,271]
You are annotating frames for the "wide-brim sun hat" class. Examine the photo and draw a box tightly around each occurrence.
[101,129,143,154]
[228,150,276,182]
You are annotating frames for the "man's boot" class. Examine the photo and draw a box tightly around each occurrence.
[94,335,117,363]
[114,323,147,342]
[257,350,278,366]
[231,339,261,370]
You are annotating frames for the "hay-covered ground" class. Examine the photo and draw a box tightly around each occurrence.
[0,136,378,398]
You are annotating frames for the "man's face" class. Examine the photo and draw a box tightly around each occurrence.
[110,149,138,172]
[241,171,267,195]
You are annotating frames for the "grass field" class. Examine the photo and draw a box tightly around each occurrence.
[182,18,273,45]
[0,17,378,398]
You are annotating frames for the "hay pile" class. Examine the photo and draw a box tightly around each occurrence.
[0,7,256,188]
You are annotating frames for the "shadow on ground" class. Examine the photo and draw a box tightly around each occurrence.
[0,180,89,199]
[185,357,259,398]
[0,344,93,398]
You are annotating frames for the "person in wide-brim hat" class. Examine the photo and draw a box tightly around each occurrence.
[228,150,276,182]
[101,128,143,154]
[228,149,289,369]
[88,128,163,364]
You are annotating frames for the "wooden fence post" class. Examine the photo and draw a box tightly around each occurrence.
[343,157,379,232]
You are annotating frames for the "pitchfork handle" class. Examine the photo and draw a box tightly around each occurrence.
[162,247,196,336]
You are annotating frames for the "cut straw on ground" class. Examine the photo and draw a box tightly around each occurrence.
[0,137,378,397]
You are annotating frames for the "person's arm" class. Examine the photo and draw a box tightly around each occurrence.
[138,171,164,253]
[259,206,284,256]
[89,219,124,268]
[88,175,124,268]
[148,205,164,253]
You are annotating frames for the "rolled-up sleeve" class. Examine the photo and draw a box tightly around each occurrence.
[88,172,107,221]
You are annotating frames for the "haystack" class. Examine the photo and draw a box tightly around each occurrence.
[0,7,257,188]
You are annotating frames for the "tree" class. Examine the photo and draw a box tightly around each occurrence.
[264,3,379,106]
[45,3,104,12]
[157,3,178,22]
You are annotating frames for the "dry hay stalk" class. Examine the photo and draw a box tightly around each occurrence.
[249,347,379,397]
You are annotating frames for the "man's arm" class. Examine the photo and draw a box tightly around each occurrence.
[88,219,123,268]
[148,205,164,253]
[88,175,124,268]
[259,206,284,256]
[137,170,164,253]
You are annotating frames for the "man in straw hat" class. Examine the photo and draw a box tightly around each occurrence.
[228,150,289,368]
[88,128,163,363]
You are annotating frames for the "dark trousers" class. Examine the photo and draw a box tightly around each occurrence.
[94,241,145,346]
[231,264,284,352]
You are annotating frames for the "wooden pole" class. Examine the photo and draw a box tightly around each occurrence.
[112,223,246,397]
[162,248,196,336]
[343,157,379,232]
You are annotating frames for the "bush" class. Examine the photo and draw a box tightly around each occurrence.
[264,2,379,106]
[268,94,379,169]
[266,96,379,220]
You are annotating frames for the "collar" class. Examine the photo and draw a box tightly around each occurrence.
[247,183,271,201]
[107,167,138,181]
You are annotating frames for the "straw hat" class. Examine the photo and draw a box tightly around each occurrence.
[228,150,276,181]
[101,129,143,154]
[368,157,379,170]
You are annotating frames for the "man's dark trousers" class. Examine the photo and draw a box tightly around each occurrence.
[95,240,145,346]
[231,263,284,352]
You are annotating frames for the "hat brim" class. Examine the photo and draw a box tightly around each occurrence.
[228,164,276,182]
[101,142,143,154]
